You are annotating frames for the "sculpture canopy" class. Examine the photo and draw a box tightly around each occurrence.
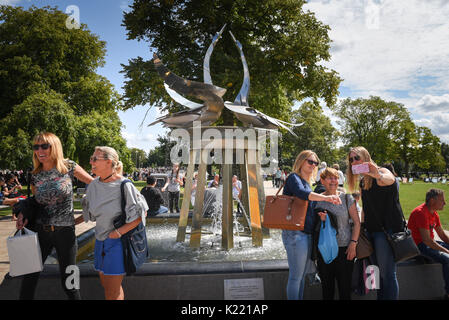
[149,25,303,136]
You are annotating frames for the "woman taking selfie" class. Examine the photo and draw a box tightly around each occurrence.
[346,146,403,300]
[82,146,148,300]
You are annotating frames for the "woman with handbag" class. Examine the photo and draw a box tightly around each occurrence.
[282,150,342,300]
[15,132,93,300]
[346,146,403,300]
[313,167,361,300]
[81,146,148,300]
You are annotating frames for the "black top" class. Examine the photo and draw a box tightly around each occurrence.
[140,186,163,213]
[361,177,405,233]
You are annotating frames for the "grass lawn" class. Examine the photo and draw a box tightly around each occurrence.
[399,181,449,229]
[2,180,449,229]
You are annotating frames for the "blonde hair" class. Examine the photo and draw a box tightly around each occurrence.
[292,150,320,185]
[32,132,68,175]
[95,146,123,175]
[320,167,339,180]
[346,146,378,192]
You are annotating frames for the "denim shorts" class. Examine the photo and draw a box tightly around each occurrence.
[94,238,126,276]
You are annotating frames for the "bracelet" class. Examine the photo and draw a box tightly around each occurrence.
[115,228,122,238]
[350,239,358,244]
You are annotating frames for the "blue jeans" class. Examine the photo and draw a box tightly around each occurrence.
[418,241,449,294]
[369,231,399,300]
[148,205,169,217]
[282,230,312,300]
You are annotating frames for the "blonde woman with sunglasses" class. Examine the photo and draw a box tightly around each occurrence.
[16,132,93,300]
[82,146,148,300]
[346,146,402,300]
[282,150,342,300]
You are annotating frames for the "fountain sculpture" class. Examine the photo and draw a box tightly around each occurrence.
[149,25,302,250]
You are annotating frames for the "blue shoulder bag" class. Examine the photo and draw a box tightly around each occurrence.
[113,179,149,275]
[318,214,339,264]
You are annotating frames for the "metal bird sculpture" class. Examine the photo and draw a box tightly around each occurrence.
[149,25,303,136]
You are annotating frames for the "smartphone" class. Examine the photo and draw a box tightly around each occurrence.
[352,163,370,174]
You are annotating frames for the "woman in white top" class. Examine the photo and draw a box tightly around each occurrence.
[82,146,148,300]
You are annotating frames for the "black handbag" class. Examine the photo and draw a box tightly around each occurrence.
[369,200,419,263]
[12,196,46,232]
[384,228,420,263]
[113,179,149,275]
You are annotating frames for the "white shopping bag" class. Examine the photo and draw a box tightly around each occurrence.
[7,227,43,277]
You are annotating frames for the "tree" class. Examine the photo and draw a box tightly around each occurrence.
[74,111,132,172]
[442,143,449,172]
[332,96,411,163]
[282,101,340,167]
[121,0,341,128]
[130,148,147,169]
[414,126,444,173]
[0,91,77,169]
[147,134,176,167]
[0,6,129,170]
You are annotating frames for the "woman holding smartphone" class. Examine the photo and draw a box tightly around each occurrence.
[346,146,403,300]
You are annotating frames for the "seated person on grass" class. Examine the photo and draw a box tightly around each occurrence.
[408,188,449,300]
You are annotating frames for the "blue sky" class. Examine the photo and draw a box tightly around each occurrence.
[4,0,449,151]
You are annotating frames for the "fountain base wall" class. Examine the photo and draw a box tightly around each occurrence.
[0,259,445,300]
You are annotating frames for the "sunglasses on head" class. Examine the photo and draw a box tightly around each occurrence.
[307,159,319,166]
[349,155,361,163]
[32,143,51,151]
[90,155,107,162]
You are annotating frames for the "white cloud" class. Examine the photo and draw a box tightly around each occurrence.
[0,0,22,5]
[122,130,161,152]
[414,94,449,113]
[305,0,449,142]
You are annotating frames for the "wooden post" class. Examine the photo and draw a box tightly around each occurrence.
[189,148,208,248]
[246,149,263,247]
[221,163,233,250]
[239,162,251,232]
[176,149,196,243]
[256,155,270,238]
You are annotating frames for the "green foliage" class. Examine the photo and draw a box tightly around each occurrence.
[147,134,176,167]
[130,147,148,169]
[121,0,342,124]
[332,96,444,175]
[74,111,131,171]
[0,6,129,170]
[282,101,340,167]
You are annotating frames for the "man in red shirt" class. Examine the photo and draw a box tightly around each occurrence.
[408,188,449,300]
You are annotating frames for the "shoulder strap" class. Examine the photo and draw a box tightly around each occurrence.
[120,179,133,216]
[275,173,291,196]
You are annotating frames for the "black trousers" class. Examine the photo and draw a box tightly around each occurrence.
[317,246,354,300]
[19,224,81,300]
[168,191,180,213]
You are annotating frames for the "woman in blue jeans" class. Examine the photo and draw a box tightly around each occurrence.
[282,150,342,300]
[346,146,403,300]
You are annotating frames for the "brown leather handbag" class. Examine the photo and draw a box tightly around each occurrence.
[262,176,308,231]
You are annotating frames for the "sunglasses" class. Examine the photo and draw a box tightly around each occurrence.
[32,143,51,151]
[307,159,319,166]
[90,156,108,162]
[349,155,361,163]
